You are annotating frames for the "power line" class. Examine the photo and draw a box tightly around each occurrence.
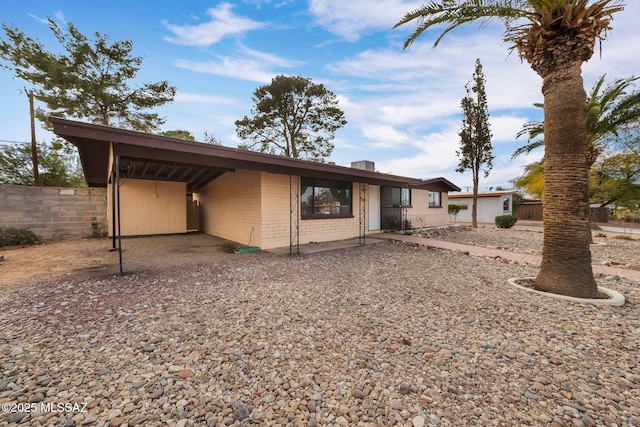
[0,139,29,144]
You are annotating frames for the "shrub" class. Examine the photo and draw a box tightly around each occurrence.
[402,219,413,234]
[594,232,607,238]
[448,204,462,223]
[495,215,518,229]
[622,212,640,223]
[0,226,42,247]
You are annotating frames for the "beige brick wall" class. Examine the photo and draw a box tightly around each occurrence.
[199,170,262,247]
[199,172,451,249]
[260,173,292,249]
[0,185,108,241]
[261,178,364,249]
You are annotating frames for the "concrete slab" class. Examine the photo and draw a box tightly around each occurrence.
[268,237,384,256]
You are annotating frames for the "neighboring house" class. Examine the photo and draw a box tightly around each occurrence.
[51,118,460,251]
[448,191,516,224]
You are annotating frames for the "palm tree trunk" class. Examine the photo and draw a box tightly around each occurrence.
[535,62,599,299]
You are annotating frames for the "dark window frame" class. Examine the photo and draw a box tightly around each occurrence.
[300,177,353,219]
[429,191,442,208]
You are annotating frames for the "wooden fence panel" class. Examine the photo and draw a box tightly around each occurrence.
[515,203,609,223]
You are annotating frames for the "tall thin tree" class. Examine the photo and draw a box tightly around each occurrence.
[457,58,494,228]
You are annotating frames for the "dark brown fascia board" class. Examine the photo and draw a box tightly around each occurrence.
[410,178,461,193]
[50,117,460,190]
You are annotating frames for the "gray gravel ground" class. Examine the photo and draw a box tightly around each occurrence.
[1,236,639,426]
[418,225,640,270]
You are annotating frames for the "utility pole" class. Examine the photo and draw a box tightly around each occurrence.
[28,91,40,186]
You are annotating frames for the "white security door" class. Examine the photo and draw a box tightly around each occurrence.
[368,185,380,231]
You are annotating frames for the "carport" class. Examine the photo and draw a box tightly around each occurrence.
[50,117,459,274]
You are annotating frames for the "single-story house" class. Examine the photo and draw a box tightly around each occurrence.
[50,117,460,252]
[448,191,516,224]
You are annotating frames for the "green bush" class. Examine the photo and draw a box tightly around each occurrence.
[0,226,42,247]
[495,215,518,229]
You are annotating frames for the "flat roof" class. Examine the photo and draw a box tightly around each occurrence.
[50,117,460,192]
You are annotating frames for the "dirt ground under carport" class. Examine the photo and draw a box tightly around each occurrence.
[0,233,253,293]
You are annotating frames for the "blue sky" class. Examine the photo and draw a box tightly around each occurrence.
[1,1,638,191]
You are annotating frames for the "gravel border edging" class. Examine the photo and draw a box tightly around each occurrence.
[507,277,626,306]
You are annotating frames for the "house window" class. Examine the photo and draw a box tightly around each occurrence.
[429,191,442,208]
[301,178,352,218]
[503,198,510,211]
[381,187,411,208]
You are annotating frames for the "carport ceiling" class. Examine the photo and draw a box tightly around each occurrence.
[115,157,233,192]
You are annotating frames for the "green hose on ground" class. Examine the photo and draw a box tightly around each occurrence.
[234,228,260,254]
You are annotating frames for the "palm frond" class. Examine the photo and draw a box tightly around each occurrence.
[511,139,544,159]
[393,1,533,49]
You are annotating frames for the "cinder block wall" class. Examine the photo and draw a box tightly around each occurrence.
[0,186,108,241]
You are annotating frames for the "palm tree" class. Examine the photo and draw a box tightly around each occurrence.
[394,0,625,298]
[513,75,640,166]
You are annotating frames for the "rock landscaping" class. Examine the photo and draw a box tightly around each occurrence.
[417,225,640,271]
[0,233,639,426]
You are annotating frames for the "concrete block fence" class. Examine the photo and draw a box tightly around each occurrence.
[0,186,108,241]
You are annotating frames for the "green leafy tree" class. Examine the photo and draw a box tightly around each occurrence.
[0,141,84,187]
[457,58,494,228]
[395,0,625,298]
[203,131,222,145]
[0,18,175,131]
[161,130,221,145]
[235,75,347,161]
[161,130,196,141]
[590,151,640,208]
[513,75,640,165]
[514,160,545,199]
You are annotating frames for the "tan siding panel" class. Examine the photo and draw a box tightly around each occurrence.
[108,179,186,236]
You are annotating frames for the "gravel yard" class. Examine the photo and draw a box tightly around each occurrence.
[418,225,640,270]
[1,233,639,426]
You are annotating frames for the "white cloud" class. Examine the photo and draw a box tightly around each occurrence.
[308,0,422,41]
[361,124,410,147]
[374,126,459,177]
[28,12,66,25]
[53,11,66,24]
[173,58,274,83]
[237,44,305,68]
[163,3,267,46]
[171,43,303,83]
[490,115,529,144]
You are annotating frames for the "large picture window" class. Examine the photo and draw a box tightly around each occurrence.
[301,178,352,218]
[429,191,442,208]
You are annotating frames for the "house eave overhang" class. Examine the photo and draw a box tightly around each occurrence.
[50,117,460,191]
[410,178,461,193]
